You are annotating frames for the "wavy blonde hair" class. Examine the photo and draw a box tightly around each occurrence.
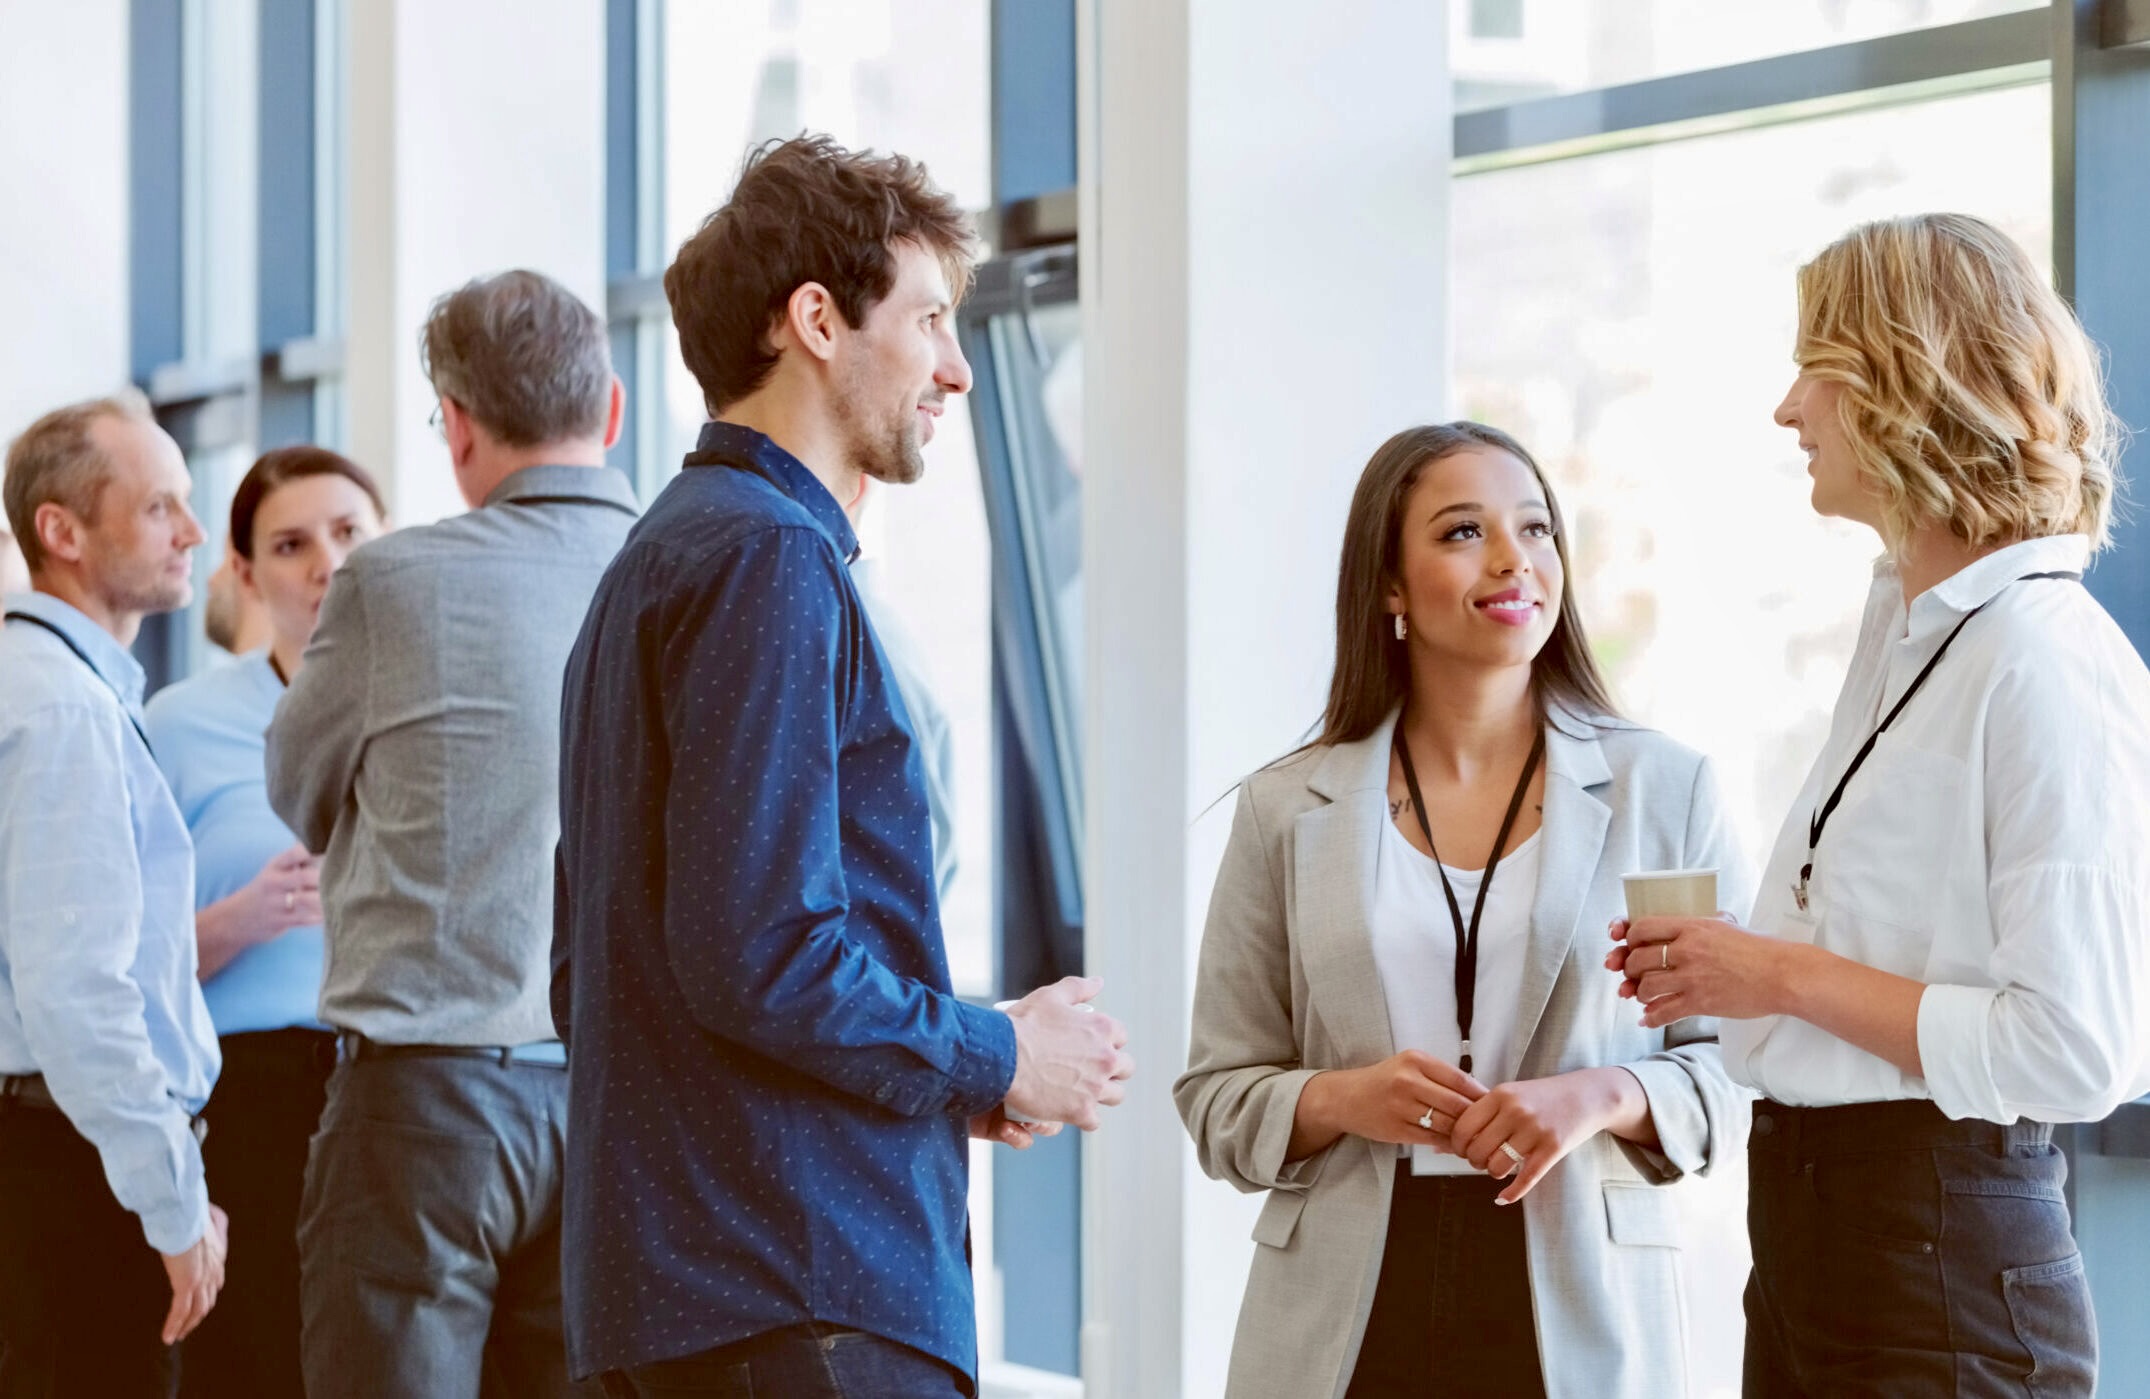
[1795,213,2121,552]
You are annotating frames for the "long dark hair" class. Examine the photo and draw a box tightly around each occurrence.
[1310,421,1618,750]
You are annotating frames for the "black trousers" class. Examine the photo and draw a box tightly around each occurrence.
[179,1027,335,1399]
[1346,1172,1547,1399]
[1744,1098,2097,1397]
[0,1098,180,1398]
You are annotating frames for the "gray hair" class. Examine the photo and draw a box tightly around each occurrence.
[419,270,612,447]
[3,387,156,573]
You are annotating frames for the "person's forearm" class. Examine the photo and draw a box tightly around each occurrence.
[1287,1071,1347,1162]
[1584,1066,1660,1150]
[1775,941,1926,1079]
[193,894,260,980]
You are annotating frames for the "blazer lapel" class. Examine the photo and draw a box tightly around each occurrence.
[1293,714,1400,1069]
[1512,720,1611,1076]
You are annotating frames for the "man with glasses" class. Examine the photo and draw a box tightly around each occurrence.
[267,270,634,1398]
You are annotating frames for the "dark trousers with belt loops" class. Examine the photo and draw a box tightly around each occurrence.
[298,1037,596,1399]
[1744,1098,2096,1397]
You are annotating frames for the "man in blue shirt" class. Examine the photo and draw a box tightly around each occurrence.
[555,135,1134,1398]
[0,389,227,1396]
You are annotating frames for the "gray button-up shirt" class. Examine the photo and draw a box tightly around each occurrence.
[267,464,638,1046]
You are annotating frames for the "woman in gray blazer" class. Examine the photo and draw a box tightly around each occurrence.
[1176,422,1751,1399]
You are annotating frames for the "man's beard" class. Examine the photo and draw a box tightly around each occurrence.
[836,366,927,485]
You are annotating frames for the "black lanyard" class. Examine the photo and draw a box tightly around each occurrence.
[1392,725,1545,1076]
[4,610,155,756]
[1794,569,2080,912]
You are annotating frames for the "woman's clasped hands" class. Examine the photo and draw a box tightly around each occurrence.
[1298,1050,1637,1204]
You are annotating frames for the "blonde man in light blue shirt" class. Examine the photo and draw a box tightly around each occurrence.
[0,389,227,1396]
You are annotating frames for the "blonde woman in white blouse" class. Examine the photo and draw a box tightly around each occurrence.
[1614,213,2149,1398]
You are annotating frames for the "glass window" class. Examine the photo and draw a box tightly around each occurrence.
[1450,81,2051,1392]
[984,298,1085,868]
[1453,0,2042,111]
[659,0,991,475]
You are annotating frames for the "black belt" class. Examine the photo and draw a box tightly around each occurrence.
[334,1031,565,1068]
[1751,1098,2050,1164]
[1,1073,208,1144]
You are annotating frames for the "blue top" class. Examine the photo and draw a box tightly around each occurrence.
[553,421,1018,1382]
[0,592,220,1254]
[144,650,326,1036]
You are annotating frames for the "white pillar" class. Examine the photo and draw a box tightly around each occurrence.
[346,0,608,525]
[0,0,130,440]
[1079,4,1451,1395]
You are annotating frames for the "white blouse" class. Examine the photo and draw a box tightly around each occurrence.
[1370,815,1543,1174]
[1725,534,2150,1123]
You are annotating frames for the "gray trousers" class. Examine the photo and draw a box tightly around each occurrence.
[298,1052,595,1399]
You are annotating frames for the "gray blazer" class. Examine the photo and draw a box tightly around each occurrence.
[1175,711,1753,1399]
[266,464,638,1048]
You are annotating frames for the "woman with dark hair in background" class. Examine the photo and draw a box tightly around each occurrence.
[1177,422,1749,1399]
[144,444,386,1398]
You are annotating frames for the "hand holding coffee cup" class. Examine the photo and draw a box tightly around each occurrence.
[1604,869,1717,1014]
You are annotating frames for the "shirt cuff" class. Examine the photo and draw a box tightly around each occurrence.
[136,1139,211,1256]
[939,999,1019,1119]
[1917,982,2007,1123]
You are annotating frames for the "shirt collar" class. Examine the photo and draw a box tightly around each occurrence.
[5,589,147,708]
[1898,534,2090,639]
[481,464,641,514]
[689,421,860,563]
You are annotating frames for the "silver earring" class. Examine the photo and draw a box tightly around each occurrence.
[1393,614,1407,641]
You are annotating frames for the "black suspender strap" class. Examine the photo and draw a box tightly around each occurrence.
[4,610,155,756]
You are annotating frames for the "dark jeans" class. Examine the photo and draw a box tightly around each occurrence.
[0,1097,179,1398]
[298,1050,595,1399]
[1346,1172,1547,1399]
[180,1027,334,1399]
[597,1325,968,1398]
[1744,1098,2097,1397]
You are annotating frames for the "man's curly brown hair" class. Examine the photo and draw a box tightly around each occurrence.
[665,134,978,416]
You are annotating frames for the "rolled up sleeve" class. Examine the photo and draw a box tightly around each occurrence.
[1920,862,2150,1123]
[1619,753,1756,1181]
[1176,783,1333,1194]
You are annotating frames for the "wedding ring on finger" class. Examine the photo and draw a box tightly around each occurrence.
[1416,1107,1436,1131]
[1499,1142,1525,1167]
[285,891,295,914]
[1660,944,1670,971]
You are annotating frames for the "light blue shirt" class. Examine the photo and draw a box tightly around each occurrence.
[145,650,326,1036]
[0,592,220,1254]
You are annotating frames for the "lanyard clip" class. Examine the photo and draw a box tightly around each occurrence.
[1793,862,1812,913]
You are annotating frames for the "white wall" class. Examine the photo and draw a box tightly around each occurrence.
[1080,2,1451,1395]
[347,0,608,525]
[0,0,130,444]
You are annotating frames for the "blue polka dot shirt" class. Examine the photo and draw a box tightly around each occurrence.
[553,421,1018,1382]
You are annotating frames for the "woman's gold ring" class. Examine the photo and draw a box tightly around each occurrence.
[1660,944,1670,971]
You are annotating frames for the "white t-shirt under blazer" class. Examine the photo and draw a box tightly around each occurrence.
[1725,534,2150,1123]
[1371,816,1543,1174]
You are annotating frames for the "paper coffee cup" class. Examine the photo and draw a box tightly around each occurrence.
[1621,868,1718,920]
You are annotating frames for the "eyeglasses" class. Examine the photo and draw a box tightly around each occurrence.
[427,403,445,439]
